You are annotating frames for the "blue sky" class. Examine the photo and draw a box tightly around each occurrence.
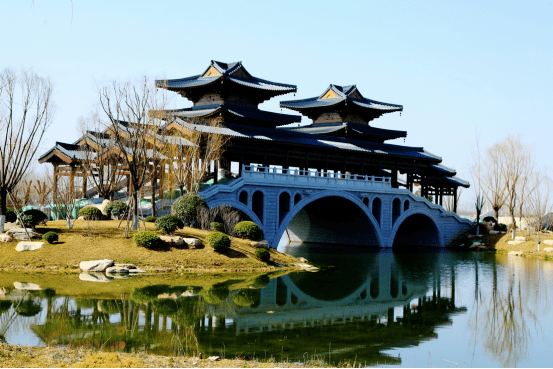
[2,1,552,210]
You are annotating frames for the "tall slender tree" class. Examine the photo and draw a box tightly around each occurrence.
[0,68,54,232]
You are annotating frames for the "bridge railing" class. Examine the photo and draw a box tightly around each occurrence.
[242,165,391,188]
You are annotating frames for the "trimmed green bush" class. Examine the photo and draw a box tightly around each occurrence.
[483,216,497,223]
[152,299,178,315]
[233,221,263,241]
[133,230,161,249]
[232,289,260,307]
[155,214,183,234]
[78,206,102,220]
[171,194,207,227]
[251,274,270,288]
[494,223,508,232]
[255,248,270,262]
[210,221,224,232]
[18,209,48,228]
[104,201,127,218]
[206,231,231,252]
[130,285,170,303]
[144,216,157,223]
[202,284,229,305]
[0,300,13,314]
[40,288,56,298]
[15,300,42,317]
[5,208,16,223]
[42,231,59,244]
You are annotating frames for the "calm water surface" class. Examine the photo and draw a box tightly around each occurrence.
[1,244,553,367]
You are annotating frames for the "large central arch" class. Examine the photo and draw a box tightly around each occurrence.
[273,191,383,248]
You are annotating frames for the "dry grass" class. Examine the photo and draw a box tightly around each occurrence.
[0,220,298,272]
[472,230,553,260]
[0,343,328,368]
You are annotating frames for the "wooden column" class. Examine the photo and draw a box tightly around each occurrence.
[53,163,59,201]
[391,169,398,189]
[69,164,75,199]
[213,160,218,185]
[453,187,458,213]
[159,163,165,202]
[151,166,157,218]
[82,168,87,199]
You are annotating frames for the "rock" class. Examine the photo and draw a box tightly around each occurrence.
[489,230,499,235]
[129,268,146,274]
[8,228,41,240]
[15,242,44,252]
[159,235,185,246]
[79,273,112,283]
[114,263,137,269]
[79,259,114,272]
[183,237,202,248]
[6,228,35,234]
[543,240,553,245]
[0,234,13,242]
[543,247,553,252]
[296,262,320,272]
[100,199,111,215]
[13,282,42,290]
[207,356,220,361]
[298,257,308,263]
[508,240,524,245]
[251,240,269,249]
[106,272,131,280]
[515,236,526,241]
[469,242,482,248]
[508,251,523,256]
[105,266,130,274]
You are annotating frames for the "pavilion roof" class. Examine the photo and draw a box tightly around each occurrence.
[446,176,470,188]
[38,142,91,164]
[171,118,441,162]
[280,84,403,115]
[155,60,297,98]
[282,122,407,142]
[159,103,301,127]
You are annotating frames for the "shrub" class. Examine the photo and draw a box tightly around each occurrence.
[0,300,13,314]
[42,231,58,244]
[202,284,229,305]
[144,216,156,223]
[78,206,102,220]
[255,248,270,262]
[494,223,508,231]
[206,231,231,252]
[155,215,182,234]
[104,201,127,218]
[233,221,263,241]
[15,300,42,317]
[232,289,260,307]
[130,285,170,303]
[251,274,270,288]
[133,230,161,249]
[18,209,48,228]
[483,216,497,224]
[5,208,16,223]
[171,194,207,227]
[210,221,224,232]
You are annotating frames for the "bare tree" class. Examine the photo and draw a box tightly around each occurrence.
[33,178,51,205]
[525,174,551,251]
[483,140,507,224]
[78,113,125,201]
[471,133,486,235]
[98,77,167,233]
[51,176,79,229]
[499,135,533,239]
[164,118,229,195]
[0,68,54,232]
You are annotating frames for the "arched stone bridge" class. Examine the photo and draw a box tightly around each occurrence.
[200,165,472,249]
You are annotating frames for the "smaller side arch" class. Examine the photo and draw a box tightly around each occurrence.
[294,193,302,205]
[252,190,264,225]
[386,209,444,247]
[239,190,248,205]
[372,197,382,226]
[278,190,292,225]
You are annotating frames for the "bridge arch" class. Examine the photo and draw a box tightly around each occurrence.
[273,190,384,249]
[387,209,444,247]
[203,198,263,231]
[277,190,292,225]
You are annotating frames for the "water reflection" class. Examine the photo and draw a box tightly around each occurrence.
[1,247,552,366]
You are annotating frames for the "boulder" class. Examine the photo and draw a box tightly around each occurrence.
[13,282,42,290]
[296,262,320,272]
[0,234,13,242]
[100,199,111,215]
[298,257,308,263]
[8,228,41,240]
[114,263,137,269]
[489,230,499,235]
[543,240,553,245]
[207,356,220,362]
[183,237,202,248]
[469,242,482,248]
[508,251,523,256]
[80,259,114,272]
[507,240,524,245]
[515,236,526,241]
[105,266,130,274]
[106,272,131,279]
[79,272,112,283]
[159,235,185,246]
[251,240,269,249]
[543,247,553,253]
[15,242,44,252]
[6,228,35,234]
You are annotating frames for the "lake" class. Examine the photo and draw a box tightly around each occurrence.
[1,244,552,367]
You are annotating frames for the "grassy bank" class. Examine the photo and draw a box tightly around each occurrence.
[465,230,553,260]
[0,220,298,273]
[0,343,329,368]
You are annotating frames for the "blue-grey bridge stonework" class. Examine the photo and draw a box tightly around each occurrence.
[200,166,472,249]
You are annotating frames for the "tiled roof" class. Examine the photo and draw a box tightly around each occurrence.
[446,176,470,188]
[38,142,90,163]
[282,122,406,141]
[430,163,457,175]
[158,104,301,125]
[173,118,438,161]
[156,60,297,95]
[280,84,403,113]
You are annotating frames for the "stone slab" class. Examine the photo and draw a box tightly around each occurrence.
[80,259,114,272]
[507,240,524,245]
[543,240,553,245]
[543,247,553,252]
[106,266,130,274]
[183,237,202,247]
[15,242,44,252]
[0,234,13,242]
[13,282,42,290]
[129,268,146,274]
[515,236,526,241]
[251,240,269,249]
[160,235,185,246]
